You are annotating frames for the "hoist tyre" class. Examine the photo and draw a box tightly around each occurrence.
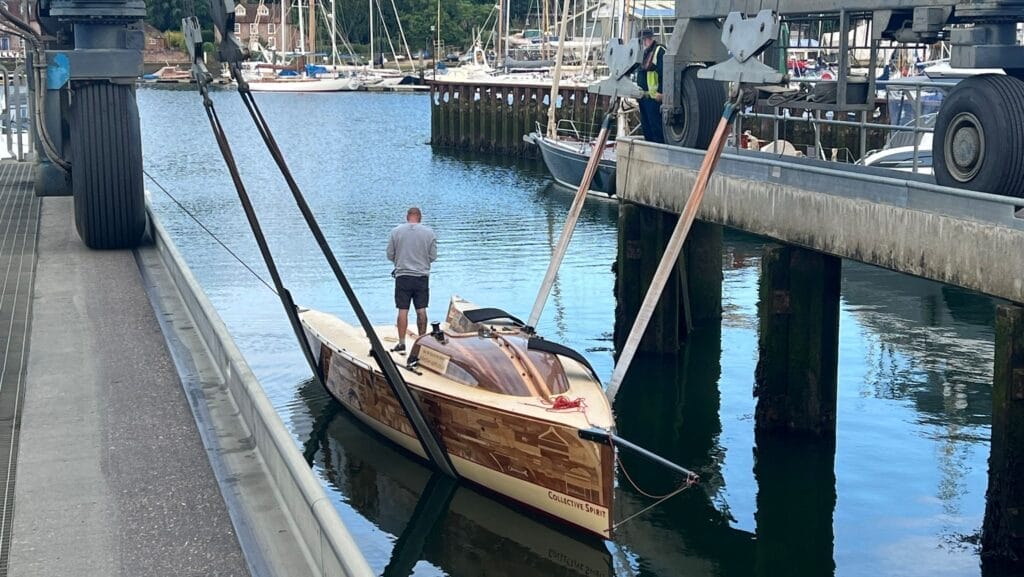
[933,74,1024,198]
[663,65,726,150]
[71,82,147,249]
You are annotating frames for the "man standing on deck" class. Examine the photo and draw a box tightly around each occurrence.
[636,28,665,144]
[387,207,437,353]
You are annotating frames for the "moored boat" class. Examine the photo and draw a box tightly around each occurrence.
[526,130,617,197]
[247,72,362,92]
[299,295,616,538]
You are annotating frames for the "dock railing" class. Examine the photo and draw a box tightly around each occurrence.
[735,77,951,174]
[0,64,31,161]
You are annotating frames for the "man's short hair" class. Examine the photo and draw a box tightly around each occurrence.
[407,207,422,220]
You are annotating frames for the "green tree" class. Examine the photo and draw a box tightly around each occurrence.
[146,0,212,32]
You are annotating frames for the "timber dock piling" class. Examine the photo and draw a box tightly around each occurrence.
[429,79,610,157]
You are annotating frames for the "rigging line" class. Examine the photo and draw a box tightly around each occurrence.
[197,87,323,382]
[612,484,689,530]
[142,169,278,296]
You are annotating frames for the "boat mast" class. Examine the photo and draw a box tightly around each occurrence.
[281,0,288,53]
[545,0,572,138]
[542,0,549,59]
[496,0,503,68]
[297,0,306,54]
[615,0,634,139]
[503,0,510,69]
[327,0,340,67]
[369,0,375,69]
[308,0,317,55]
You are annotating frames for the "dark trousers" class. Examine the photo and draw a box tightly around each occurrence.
[638,97,665,144]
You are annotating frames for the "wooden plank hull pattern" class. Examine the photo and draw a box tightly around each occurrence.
[302,323,615,539]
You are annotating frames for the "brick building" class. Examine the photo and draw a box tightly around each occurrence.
[233,2,297,52]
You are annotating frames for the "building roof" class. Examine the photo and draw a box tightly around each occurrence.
[234,2,284,25]
[630,1,675,19]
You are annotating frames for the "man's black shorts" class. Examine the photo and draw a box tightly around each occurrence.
[394,275,429,310]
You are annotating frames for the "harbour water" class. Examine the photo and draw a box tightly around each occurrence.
[139,86,1001,577]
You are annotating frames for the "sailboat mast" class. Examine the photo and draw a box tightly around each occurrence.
[297,0,306,54]
[308,0,316,54]
[369,0,375,69]
[496,0,503,68]
[329,0,339,67]
[542,0,549,59]
[281,0,289,52]
[546,0,572,138]
[503,0,510,69]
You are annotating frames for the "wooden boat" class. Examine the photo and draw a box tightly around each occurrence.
[299,295,616,538]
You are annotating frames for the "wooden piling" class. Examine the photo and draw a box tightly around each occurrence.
[684,221,723,326]
[615,205,723,355]
[982,304,1024,566]
[754,244,841,437]
[427,78,610,157]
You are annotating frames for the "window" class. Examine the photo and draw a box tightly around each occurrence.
[258,5,269,16]
[234,23,240,35]
[250,23,258,34]
[234,5,246,17]
[268,37,276,49]
[268,23,276,35]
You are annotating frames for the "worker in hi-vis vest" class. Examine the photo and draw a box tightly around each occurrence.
[636,28,665,144]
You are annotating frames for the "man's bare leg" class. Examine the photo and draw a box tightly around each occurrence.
[415,307,428,335]
[396,308,410,349]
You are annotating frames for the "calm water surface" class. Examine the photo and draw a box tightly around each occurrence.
[138,86,1000,577]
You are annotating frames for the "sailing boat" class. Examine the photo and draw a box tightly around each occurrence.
[525,121,618,197]
[298,296,617,538]
[247,0,363,92]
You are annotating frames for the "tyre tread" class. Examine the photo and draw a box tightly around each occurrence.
[72,83,147,249]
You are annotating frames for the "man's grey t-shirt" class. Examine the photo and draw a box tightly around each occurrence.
[387,223,437,277]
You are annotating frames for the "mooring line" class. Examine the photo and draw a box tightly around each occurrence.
[142,168,278,296]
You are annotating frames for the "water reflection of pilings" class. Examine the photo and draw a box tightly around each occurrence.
[613,325,756,577]
[753,433,837,577]
[612,322,839,577]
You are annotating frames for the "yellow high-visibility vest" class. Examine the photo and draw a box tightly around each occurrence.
[646,45,665,98]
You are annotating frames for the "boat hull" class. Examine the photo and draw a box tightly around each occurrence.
[303,327,615,538]
[531,132,616,197]
[247,76,362,92]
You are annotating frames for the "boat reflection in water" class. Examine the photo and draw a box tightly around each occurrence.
[294,378,616,577]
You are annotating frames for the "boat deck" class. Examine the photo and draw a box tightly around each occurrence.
[300,308,614,431]
[1,164,250,576]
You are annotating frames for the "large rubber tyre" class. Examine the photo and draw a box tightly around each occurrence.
[933,74,1024,198]
[71,82,147,249]
[663,65,726,150]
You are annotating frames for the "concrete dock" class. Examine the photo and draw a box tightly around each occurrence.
[617,138,1024,304]
[0,160,373,577]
